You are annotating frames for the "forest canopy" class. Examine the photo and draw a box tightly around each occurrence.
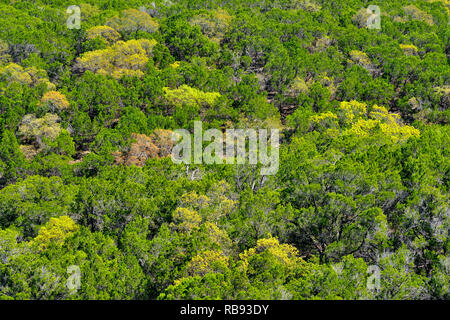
[0,0,448,300]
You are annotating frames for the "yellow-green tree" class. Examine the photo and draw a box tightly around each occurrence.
[239,237,300,272]
[75,39,157,79]
[40,91,70,113]
[163,84,221,109]
[18,113,62,147]
[32,216,79,250]
[400,44,419,56]
[170,207,202,233]
[0,63,55,90]
[185,250,229,277]
[348,50,377,74]
[86,25,121,44]
[311,101,420,143]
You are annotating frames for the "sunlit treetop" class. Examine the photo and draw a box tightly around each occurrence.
[239,237,300,271]
[348,50,375,72]
[310,111,339,130]
[163,84,221,108]
[185,250,229,277]
[18,113,62,148]
[310,101,421,143]
[31,215,79,250]
[40,91,70,112]
[75,39,157,79]
[338,100,367,125]
[86,25,121,44]
[400,44,419,56]
[0,63,55,90]
[106,8,159,34]
[170,207,202,233]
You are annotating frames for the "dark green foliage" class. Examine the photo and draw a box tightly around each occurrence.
[0,0,448,300]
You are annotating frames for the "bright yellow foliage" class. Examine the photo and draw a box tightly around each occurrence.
[240,237,300,270]
[169,61,180,69]
[0,63,55,90]
[345,118,420,143]
[344,104,420,143]
[203,222,233,252]
[0,63,31,84]
[86,25,121,44]
[180,191,211,209]
[310,111,339,131]
[311,101,420,143]
[32,216,79,250]
[170,207,202,233]
[186,250,229,276]
[163,85,221,108]
[338,100,367,124]
[75,39,157,79]
[40,91,70,112]
[400,44,419,56]
[179,181,237,223]
[349,50,372,68]
[18,113,62,147]
[369,105,401,124]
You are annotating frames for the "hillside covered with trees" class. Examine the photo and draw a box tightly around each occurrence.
[0,0,449,300]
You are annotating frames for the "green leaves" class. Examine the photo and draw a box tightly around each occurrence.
[0,0,448,301]
[0,175,77,238]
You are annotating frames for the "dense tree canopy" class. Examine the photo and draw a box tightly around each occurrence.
[0,0,448,300]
